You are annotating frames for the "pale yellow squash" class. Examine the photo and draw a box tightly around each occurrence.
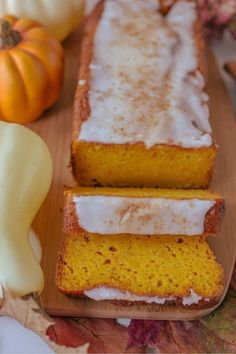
[0,0,84,41]
[0,121,53,296]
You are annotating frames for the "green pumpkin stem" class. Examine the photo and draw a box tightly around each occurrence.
[0,18,21,49]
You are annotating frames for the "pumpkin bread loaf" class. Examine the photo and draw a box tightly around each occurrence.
[64,187,225,237]
[72,0,216,188]
[56,0,225,310]
[56,234,224,308]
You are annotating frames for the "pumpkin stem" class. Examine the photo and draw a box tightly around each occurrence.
[0,18,21,49]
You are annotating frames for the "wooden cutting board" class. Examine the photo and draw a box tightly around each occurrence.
[30,28,236,320]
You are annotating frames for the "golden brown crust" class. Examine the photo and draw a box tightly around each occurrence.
[194,4,207,80]
[63,192,225,237]
[63,194,82,235]
[159,0,177,15]
[55,238,69,293]
[56,270,223,309]
[61,292,222,310]
[57,285,224,309]
[224,61,236,81]
[107,297,222,310]
[56,273,223,310]
[72,0,104,140]
[204,199,225,234]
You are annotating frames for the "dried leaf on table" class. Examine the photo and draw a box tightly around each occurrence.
[128,282,236,354]
[47,317,145,354]
[0,290,88,354]
[200,288,236,346]
[128,318,236,354]
[0,290,52,332]
[128,320,180,353]
[169,320,236,353]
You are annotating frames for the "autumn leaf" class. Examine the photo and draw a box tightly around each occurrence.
[128,317,236,353]
[128,284,236,353]
[200,288,236,347]
[47,317,145,354]
[169,320,236,353]
[128,320,180,353]
[0,290,88,354]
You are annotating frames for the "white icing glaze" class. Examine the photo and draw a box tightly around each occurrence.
[74,196,215,235]
[78,79,86,86]
[84,287,204,305]
[116,318,131,327]
[182,289,204,306]
[79,0,212,148]
[0,122,53,296]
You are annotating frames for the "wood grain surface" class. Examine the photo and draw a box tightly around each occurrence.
[29,28,236,320]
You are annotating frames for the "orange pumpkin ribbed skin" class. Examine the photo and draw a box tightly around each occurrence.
[0,15,64,124]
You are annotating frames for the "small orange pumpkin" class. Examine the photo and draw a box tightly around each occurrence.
[0,15,64,124]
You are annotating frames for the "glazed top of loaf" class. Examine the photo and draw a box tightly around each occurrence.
[77,0,212,149]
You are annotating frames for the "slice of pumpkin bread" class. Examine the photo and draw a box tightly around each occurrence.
[72,0,216,188]
[56,234,224,308]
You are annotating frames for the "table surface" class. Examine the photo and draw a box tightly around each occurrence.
[0,33,236,354]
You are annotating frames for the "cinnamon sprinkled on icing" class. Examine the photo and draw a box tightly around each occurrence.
[74,195,215,235]
[78,0,212,148]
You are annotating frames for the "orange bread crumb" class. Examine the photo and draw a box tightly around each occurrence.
[72,143,217,188]
[56,234,224,307]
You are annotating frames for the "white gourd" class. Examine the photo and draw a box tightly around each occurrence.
[0,0,84,41]
[0,122,53,296]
